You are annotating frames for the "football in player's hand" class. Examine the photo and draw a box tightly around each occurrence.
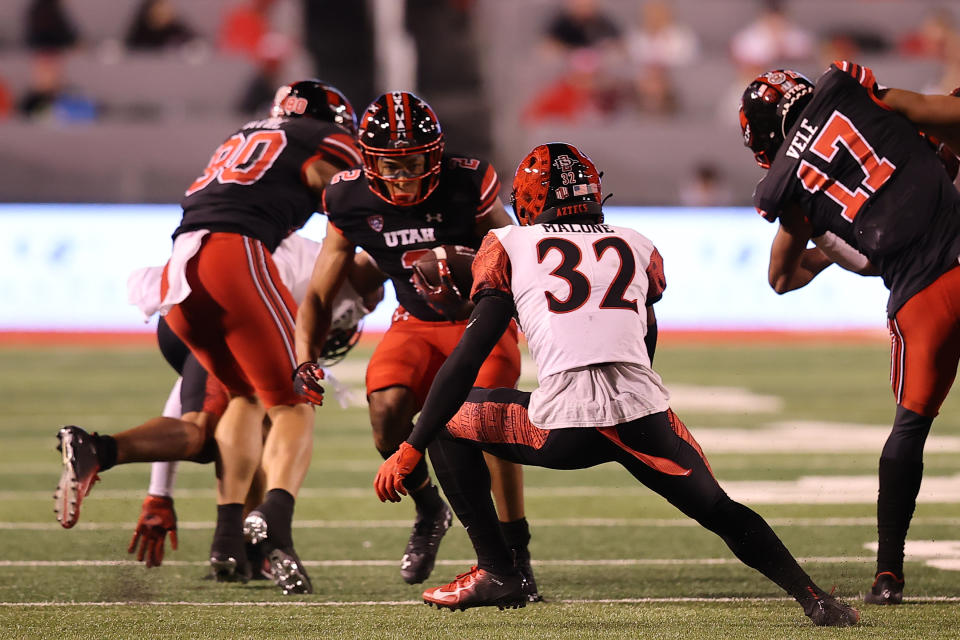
[411,245,476,320]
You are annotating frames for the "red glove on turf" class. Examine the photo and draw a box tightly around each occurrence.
[292,362,325,405]
[128,495,178,568]
[374,442,424,503]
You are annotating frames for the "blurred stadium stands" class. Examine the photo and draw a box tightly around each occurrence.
[0,0,957,204]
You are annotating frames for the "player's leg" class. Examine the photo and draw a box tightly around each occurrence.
[873,273,960,603]
[366,321,453,584]
[204,236,315,595]
[424,433,527,611]
[369,385,452,584]
[600,409,856,626]
[471,321,539,599]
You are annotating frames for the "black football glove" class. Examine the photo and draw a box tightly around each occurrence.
[293,362,325,405]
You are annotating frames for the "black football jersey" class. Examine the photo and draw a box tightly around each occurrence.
[323,153,501,321]
[754,61,960,316]
[175,116,361,252]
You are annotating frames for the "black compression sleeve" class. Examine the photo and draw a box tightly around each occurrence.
[645,320,657,365]
[407,294,514,451]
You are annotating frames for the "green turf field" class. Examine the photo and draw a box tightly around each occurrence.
[3,340,960,639]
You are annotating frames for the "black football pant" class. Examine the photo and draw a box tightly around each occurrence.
[427,387,823,602]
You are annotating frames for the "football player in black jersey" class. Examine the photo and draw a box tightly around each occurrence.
[147,80,362,594]
[295,92,539,597]
[739,61,960,606]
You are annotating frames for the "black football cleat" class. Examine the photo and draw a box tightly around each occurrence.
[423,566,527,611]
[243,510,312,594]
[267,547,312,595]
[54,426,101,529]
[804,591,860,627]
[864,571,904,605]
[208,551,252,583]
[512,546,542,602]
[400,502,453,584]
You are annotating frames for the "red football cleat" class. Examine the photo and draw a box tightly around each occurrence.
[423,566,527,611]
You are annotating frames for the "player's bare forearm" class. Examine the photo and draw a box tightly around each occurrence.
[772,248,832,293]
[881,88,960,152]
[295,222,353,362]
[407,295,514,451]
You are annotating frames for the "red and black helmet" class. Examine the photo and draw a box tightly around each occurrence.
[511,142,603,226]
[357,91,445,206]
[271,80,357,136]
[739,69,815,169]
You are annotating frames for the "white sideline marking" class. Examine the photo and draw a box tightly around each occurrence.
[0,556,873,569]
[5,516,960,531]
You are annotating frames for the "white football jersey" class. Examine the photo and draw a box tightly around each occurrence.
[477,221,671,427]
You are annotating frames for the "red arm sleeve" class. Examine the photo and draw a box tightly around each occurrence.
[645,247,666,305]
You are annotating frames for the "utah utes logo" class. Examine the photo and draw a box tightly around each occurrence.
[367,215,384,232]
[281,96,308,115]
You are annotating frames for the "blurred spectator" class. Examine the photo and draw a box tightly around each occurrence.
[25,0,79,53]
[543,0,622,55]
[219,0,274,60]
[678,163,734,207]
[900,9,957,60]
[631,64,678,115]
[730,0,814,71]
[18,54,98,123]
[626,0,699,68]
[235,33,291,115]
[125,0,197,51]
[0,76,12,120]
[524,49,626,123]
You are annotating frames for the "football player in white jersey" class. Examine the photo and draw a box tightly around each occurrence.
[374,142,860,627]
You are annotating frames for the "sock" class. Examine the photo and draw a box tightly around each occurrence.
[256,488,295,550]
[876,457,923,578]
[500,517,531,553]
[212,503,244,559]
[410,477,445,516]
[93,433,118,471]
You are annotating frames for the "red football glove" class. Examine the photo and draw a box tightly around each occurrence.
[292,362,325,405]
[128,495,177,568]
[411,259,472,320]
[374,442,424,503]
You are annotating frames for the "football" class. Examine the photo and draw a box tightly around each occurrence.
[411,245,476,320]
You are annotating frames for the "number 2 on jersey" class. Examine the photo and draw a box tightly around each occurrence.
[537,236,638,314]
[796,110,896,222]
[185,130,288,196]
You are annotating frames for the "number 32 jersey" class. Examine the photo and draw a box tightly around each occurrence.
[471,221,670,428]
[754,60,960,316]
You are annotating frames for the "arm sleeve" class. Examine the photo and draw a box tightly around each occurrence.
[812,231,876,274]
[645,247,666,305]
[407,295,515,451]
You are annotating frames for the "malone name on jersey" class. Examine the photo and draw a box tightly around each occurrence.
[541,222,615,234]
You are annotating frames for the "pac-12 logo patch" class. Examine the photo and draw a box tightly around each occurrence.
[367,215,384,232]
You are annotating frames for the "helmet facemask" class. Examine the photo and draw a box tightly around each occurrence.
[358,92,445,207]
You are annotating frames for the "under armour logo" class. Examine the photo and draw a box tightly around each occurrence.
[425,213,442,223]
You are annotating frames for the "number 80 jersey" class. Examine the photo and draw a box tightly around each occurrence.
[472,221,665,380]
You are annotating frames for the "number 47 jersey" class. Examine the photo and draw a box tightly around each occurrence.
[754,60,960,316]
[472,221,670,427]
